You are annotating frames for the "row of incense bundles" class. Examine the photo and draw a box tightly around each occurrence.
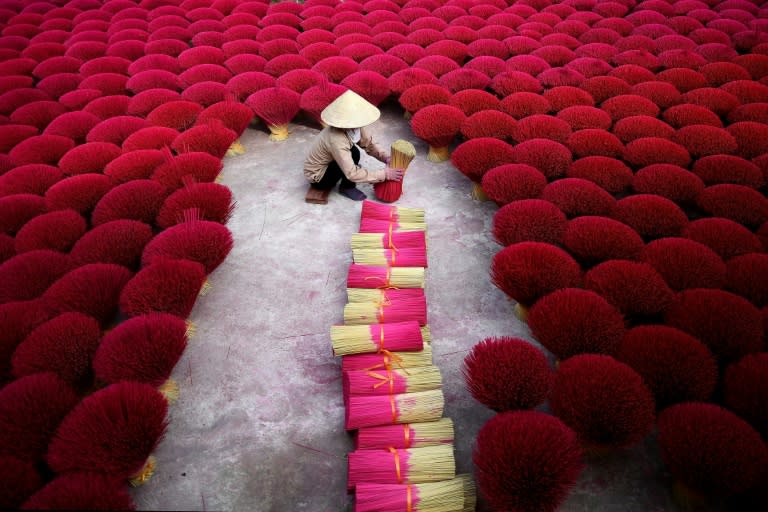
[330,200,476,512]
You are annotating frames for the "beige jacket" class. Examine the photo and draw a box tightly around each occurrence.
[304,126,388,184]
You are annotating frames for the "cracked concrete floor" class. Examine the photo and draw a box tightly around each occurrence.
[131,102,701,512]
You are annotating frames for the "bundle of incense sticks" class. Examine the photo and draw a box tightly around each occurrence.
[345,389,444,430]
[355,474,475,512]
[359,218,426,233]
[343,366,442,398]
[347,444,455,490]
[352,247,428,268]
[347,265,425,289]
[351,231,427,251]
[347,288,425,303]
[331,321,425,356]
[373,140,417,203]
[343,297,428,326]
[356,418,454,450]
[342,344,434,372]
[361,200,425,224]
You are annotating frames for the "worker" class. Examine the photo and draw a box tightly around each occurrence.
[304,90,403,201]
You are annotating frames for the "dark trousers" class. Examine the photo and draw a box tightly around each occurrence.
[312,145,360,190]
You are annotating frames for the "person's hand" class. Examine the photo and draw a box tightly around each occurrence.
[383,154,391,165]
[385,167,404,182]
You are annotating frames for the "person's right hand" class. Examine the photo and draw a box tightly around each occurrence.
[385,167,404,182]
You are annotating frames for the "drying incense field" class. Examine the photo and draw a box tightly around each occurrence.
[0,0,766,510]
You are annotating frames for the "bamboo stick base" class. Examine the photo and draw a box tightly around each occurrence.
[427,146,450,162]
[513,303,529,323]
[671,481,710,511]
[268,124,289,141]
[471,182,489,201]
[158,379,179,404]
[185,321,197,340]
[129,456,156,487]
[226,140,246,156]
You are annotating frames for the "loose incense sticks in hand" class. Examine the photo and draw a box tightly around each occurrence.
[342,344,433,372]
[331,321,424,356]
[343,297,427,326]
[347,288,425,303]
[362,200,425,224]
[347,264,425,289]
[351,231,426,250]
[347,444,455,490]
[374,140,417,203]
[345,389,444,430]
[343,366,442,397]
[355,474,473,512]
[352,247,428,267]
[356,418,454,450]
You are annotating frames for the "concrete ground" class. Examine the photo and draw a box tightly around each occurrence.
[132,102,693,511]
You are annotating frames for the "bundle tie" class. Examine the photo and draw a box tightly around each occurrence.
[364,350,408,374]
[386,218,399,265]
[386,223,400,254]
[389,447,403,484]
[406,484,413,512]
[377,324,386,352]
[364,267,393,289]
[377,297,392,323]
[367,367,395,395]
[403,424,412,449]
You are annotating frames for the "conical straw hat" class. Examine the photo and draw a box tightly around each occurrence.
[321,90,381,129]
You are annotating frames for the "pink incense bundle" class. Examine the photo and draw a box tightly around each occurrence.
[355,475,474,512]
[345,389,444,430]
[343,366,442,399]
[361,200,424,223]
[352,247,428,268]
[342,343,433,372]
[351,231,426,251]
[347,444,455,490]
[347,264,425,289]
[359,218,425,234]
[356,418,454,450]
[346,288,424,303]
[331,321,425,356]
[343,297,428,326]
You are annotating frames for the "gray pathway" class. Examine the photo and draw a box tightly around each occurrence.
[132,103,683,511]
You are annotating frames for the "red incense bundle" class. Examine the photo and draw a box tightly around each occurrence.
[374,140,416,203]
[359,218,425,234]
[342,343,433,372]
[351,231,427,250]
[356,418,454,450]
[343,366,442,398]
[345,389,444,430]
[331,321,424,356]
[347,444,455,490]
[355,475,474,512]
[343,296,428,326]
[346,288,425,303]
[352,247,428,267]
[347,265,425,289]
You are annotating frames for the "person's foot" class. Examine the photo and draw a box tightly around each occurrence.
[339,186,367,201]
